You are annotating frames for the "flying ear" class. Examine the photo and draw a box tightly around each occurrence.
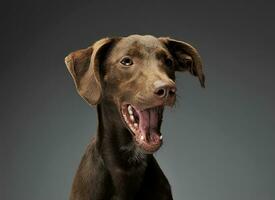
[159,37,205,88]
[65,38,115,106]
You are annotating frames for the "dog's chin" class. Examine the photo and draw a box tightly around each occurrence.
[120,103,164,154]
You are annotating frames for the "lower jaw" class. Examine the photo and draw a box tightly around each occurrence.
[135,138,162,154]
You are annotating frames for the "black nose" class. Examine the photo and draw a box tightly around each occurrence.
[154,80,176,99]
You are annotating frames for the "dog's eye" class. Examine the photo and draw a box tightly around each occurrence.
[165,58,173,67]
[120,57,133,66]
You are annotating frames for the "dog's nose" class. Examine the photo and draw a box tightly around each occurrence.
[154,80,176,99]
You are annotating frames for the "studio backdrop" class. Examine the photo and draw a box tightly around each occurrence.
[1,0,275,200]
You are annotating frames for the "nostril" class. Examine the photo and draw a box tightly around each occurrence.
[169,86,176,95]
[154,80,176,99]
[169,90,175,96]
[155,88,166,97]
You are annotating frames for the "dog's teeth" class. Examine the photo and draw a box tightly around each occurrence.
[160,135,163,140]
[141,135,144,140]
[128,105,133,114]
[134,123,138,128]
[130,115,135,122]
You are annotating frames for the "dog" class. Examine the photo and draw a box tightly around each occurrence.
[65,34,205,200]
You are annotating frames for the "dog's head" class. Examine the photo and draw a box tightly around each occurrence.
[65,35,205,154]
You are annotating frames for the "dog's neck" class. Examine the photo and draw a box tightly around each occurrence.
[95,99,148,169]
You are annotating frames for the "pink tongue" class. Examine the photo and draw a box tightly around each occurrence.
[138,108,159,138]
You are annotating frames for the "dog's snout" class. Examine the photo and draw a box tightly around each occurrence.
[154,80,176,99]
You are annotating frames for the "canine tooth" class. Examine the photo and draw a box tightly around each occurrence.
[160,135,163,140]
[141,135,144,140]
[128,107,133,115]
[128,105,133,113]
[130,115,135,122]
[134,123,138,128]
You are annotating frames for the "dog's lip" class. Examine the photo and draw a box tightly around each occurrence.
[120,103,164,153]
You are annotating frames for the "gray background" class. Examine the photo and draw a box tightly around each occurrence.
[1,0,275,200]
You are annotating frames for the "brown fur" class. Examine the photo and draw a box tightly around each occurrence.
[65,34,205,200]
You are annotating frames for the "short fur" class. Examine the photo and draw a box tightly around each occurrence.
[65,34,205,200]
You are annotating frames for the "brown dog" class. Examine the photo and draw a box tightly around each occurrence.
[65,35,205,200]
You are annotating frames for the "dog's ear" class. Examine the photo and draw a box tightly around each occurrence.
[159,37,205,88]
[65,38,115,106]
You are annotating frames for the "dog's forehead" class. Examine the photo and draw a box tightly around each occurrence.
[113,35,164,54]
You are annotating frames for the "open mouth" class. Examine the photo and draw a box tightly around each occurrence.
[121,104,164,153]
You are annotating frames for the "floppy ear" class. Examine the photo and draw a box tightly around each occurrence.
[159,37,205,88]
[65,38,114,106]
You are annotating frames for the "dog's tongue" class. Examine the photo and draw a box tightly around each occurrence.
[137,108,161,140]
